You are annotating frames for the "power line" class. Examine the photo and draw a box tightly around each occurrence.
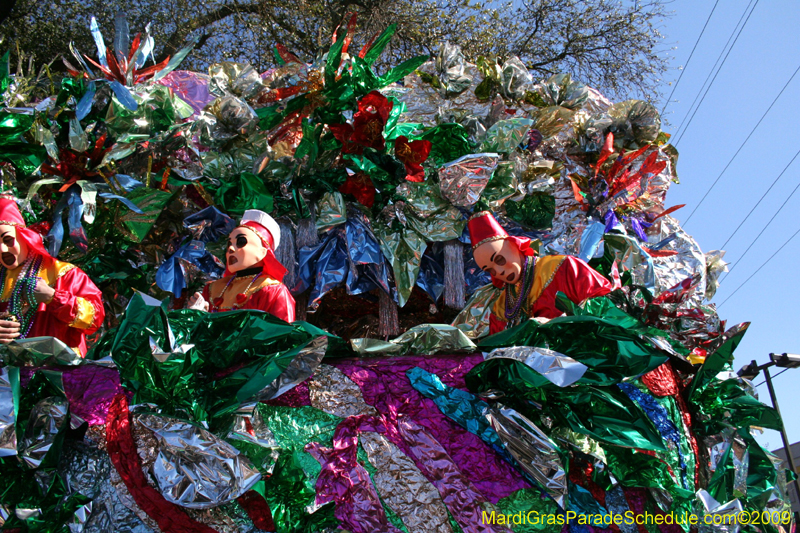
[660,0,720,116]
[754,367,789,388]
[718,224,800,308]
[673,0,760,147]
[722,146,800,280]
[720,141,800,250]
[684,61,800,227]
[670,0,755,141]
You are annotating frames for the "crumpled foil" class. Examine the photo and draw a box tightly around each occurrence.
[2,336,85,366]
[534,73,589,110]
[451,283,501,339]
[157,70,214,117]
[483,405,568,509]
[704,250,728,301]
[499,57,532,101]
[649,215,707,307]
[226,407,281,475]
[20,396,69,469]
[254,335,328,402]
[360,431,453,533]
[208,62,265,100]
[59,437,157,533]
[435,42,473,96]
[196,94,259,147]
[483,346,588,387]
[0,366,16,457]
[315,192,347,231]
[438,153,500,207]
[350,324,477,356]
[309,364,378,418]
[480,118,534,153]
[137,413,261,509]
[696,489,743,533]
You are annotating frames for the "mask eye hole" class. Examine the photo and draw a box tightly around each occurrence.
[235,235,248,248]
[494,254,506,266]
[3,236,14,247]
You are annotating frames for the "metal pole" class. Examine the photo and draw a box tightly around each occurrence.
[764,366,800,520]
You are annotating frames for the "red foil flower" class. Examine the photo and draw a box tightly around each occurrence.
[330,91,393,154]
[40,133,112,191]
[394,136,431,182]
[339,172,376,207]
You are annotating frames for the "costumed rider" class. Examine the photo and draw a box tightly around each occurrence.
[0,198,105,355]
[187,209,295,322]
[468,211,613,335]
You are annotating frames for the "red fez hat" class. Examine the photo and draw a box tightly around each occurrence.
[468,211,535,287]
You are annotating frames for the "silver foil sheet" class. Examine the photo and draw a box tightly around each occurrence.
[484,346,588,387]
[0,367,16,457]
[137,413,261,509]
[438,153,500,207]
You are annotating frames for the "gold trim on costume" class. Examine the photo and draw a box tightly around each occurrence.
[469,210,493,221]
[69,297,96,329]
[472,234,506,251]
[492,255,566,321]
[0,220,23,227]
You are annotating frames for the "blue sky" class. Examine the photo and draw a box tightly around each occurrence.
[657,0,800,452]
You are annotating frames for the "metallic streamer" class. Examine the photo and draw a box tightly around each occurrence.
[360,431,453,533]
[309,364,378,418]
[483,406,568,509]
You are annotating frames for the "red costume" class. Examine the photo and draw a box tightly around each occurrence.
[0,199,105,355]
[467,211,612,335]
[200,210,295,323]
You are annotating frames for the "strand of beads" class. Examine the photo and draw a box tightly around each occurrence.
[7,255,44,338]
[504,255,536,326]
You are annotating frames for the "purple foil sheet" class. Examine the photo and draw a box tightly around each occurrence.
[20,366,125,426]
[157,70,214,117]
[306,416,403,533]
[332,354,530,502]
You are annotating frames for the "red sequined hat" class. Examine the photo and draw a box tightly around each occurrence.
[0,198,50,258]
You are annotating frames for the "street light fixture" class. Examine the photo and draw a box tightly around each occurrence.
[737,354,800,519]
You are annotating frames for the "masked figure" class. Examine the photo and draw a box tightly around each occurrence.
[468,211,612,334]
[188,210,295,322]
[0,198,105,355]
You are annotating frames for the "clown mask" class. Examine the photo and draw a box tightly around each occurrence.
[473,237,523,285]
[0,225,28,269]
[226,227,268,273]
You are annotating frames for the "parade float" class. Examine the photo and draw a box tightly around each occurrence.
[0,15,791,533]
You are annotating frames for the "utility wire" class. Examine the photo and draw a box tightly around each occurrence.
[684,61,800,226]
[718,224,800,308]
[673,0,760,147]
[720,141,800,250]
[670,0,754,141]
[754,368,789,388]
[722,146,800,280]
[661,0,720,116]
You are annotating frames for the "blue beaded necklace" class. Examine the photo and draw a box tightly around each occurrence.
[0,254,44,339]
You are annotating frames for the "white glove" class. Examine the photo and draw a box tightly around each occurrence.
[187,292,209,311]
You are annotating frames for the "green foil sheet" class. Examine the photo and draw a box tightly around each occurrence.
[88,293,340,429]
[374,221,427,307]
[420,123,473,166]
[494,488,562,532]
[477,313,669,386]
[315,192,347,231]
[116,186,177,243]
[480,118,534,154]
[255,404,341,533]
[105,85,180,143]
[212,171,274,219]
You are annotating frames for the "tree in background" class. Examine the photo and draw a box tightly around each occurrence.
[1,0,670,100]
